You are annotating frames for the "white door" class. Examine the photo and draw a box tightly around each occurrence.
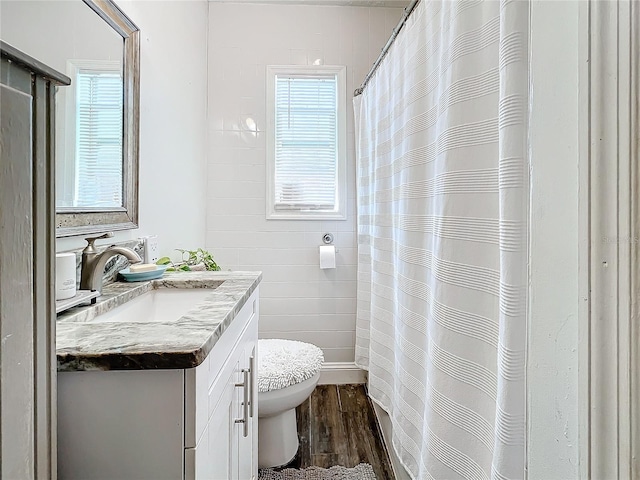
[0,74,38,480]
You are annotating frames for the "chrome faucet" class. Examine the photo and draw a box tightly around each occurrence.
[80,232,142,292]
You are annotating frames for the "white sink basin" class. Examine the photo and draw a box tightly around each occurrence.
[91,289,218,323]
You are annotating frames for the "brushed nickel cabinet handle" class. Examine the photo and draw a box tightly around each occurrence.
[234,369,249,437]
[249,355,255,418]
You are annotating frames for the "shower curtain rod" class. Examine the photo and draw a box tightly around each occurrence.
[353,0,420,97]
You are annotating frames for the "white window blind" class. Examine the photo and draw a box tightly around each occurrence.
[274,74,338,211]
[75,69,123,208]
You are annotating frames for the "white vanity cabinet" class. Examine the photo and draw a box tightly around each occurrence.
[58,288,259,480]
[184,292,258,480]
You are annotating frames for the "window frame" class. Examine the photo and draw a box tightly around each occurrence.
[266,65,347,220]
[60,58,123,209]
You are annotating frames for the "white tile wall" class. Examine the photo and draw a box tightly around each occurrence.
[206,3,403,363]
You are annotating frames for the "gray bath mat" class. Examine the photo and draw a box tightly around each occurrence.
[258,463,377,480]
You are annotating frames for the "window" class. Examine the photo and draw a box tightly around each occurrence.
[75,68,123,207]
[266,65,347,220]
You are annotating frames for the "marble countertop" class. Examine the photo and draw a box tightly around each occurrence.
[56,271,262,372]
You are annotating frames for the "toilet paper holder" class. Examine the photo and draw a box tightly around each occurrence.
[322,233,334,244]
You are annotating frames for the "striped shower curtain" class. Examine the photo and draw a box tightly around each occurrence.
[354,1,528,479]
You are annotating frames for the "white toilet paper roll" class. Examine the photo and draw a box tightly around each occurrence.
[56,253,77,300]
[319,245,336,269]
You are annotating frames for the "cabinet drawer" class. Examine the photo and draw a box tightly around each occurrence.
[207,292,257,388]
[184,288,259,448]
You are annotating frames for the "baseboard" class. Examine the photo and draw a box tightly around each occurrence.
[318,362,366,385]
[371,401,412,480]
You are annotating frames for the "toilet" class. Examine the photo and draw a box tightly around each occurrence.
[257,339,324,468]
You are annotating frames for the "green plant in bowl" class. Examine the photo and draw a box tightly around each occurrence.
[156,248,221,272]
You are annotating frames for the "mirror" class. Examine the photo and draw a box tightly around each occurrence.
[0,0,139,237]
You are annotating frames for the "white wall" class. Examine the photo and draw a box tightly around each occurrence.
[206,3,402,362]
[0,1,121,74]
[56,0,208,258]
[527,1,581,477]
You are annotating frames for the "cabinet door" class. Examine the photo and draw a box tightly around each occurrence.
[187,287,259,480]
[187,357,242,480]
[238,292,258,480]
[237,344,257,480]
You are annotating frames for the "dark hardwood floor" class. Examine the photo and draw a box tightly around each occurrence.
[276,384,395,480]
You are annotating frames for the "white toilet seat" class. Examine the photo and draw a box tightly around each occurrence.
[257,339,323,393]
